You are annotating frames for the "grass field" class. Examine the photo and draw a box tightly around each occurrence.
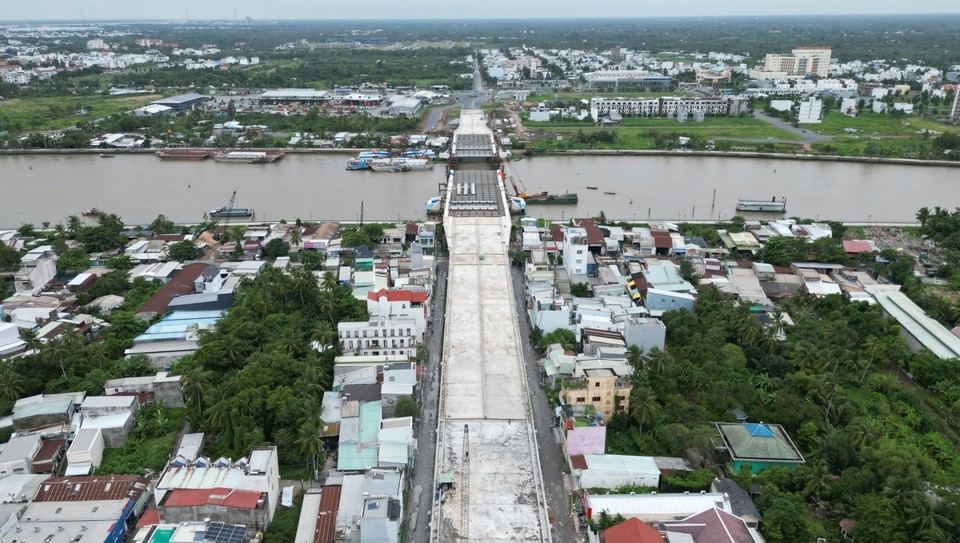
[524,115,803,141]
[0,94,162,132]
[812,136,940,159]
[809,111,960,137]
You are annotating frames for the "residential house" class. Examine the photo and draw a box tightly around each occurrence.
[586,492,732,522]
[560,367,631,420]
[103,371,185,408]
[571,454,661,490]
[710,478,762,528]
[715,422,805,474]
[604,517,668,543]
[338,318,420,357]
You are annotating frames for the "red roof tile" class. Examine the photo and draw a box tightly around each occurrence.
[843,240,875,254]
[316,485,342,543]
[366,289,428,303]
[662,507,754,543]
[573,218,604,246]
[604,517,664,543]
[162,487,264,510]
[549,225,565,242]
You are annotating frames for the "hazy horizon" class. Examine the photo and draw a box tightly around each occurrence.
[2,0,960,22]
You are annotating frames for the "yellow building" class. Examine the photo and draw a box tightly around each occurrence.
[560,368,631,420]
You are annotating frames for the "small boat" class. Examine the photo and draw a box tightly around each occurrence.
[586,186,598,190]
[82,207,101,217]
[603,192,617,195]
[402,149,436,159]
[99,153,115,158]
[737,198,786,213]
[346,158,370,171]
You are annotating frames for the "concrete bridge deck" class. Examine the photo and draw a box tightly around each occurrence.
[430,111,551,543]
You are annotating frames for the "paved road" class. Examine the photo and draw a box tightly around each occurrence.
[422,56,492,131]
[405,259,448,543]
[752,110,833,143]
[510,264,581,543]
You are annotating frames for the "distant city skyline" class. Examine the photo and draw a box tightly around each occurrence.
[2,0,960,22]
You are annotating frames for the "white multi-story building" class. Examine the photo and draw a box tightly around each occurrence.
[563,227,589,276]
[365,289,429,340]
[754,47,832,80]
[591,96,745,121]
[338,317,420,357]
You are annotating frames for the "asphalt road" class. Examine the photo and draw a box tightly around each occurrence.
[752,110,833,144]
[511,264,581,543]
[405,258,448,543]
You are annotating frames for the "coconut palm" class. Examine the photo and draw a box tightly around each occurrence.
[859,336,885,384]
[916,207,931,229]
[642,347,672,374]
[290,268,315,305]
[791,341,821,373]
[0,368,24,403]
[182,364,214,419]
[630,388,658,435]
[321,271,339,293]
[296,417,327,481]
[905,495,953,540]
[66,215,81,237]
[43,335,75,379]
[289,227,303,247]
[625,345,644,373]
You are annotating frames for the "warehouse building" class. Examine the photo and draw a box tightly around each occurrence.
[151,93,209,113]
[259,89,331,106]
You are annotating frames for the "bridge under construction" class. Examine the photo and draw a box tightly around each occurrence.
[429,110,551,543]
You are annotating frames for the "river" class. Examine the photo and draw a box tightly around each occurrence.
[1,153,957,227]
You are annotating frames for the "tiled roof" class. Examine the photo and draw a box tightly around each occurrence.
[570,454,587,470]
[716,423,803,463]
[162,487,263,509]
[366,289,428,303]
[663,507,753,543]
[604,517,664,543]
[317,485,342,543]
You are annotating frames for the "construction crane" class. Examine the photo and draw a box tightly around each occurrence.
[460,424,470,542]
[498,169,528,199]
[212,190,239,241]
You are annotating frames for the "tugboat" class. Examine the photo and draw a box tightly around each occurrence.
[99,153,115,159]
[82,207,101,217]
[524,192,579,205]
[346,158,371,171]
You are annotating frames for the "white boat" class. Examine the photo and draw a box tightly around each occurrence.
[367,157,433,172]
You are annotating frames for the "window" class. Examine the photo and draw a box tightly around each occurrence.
[576,397,586,403]
[592,396,602,402]
[595,382,601,388]
[576,249,584,255]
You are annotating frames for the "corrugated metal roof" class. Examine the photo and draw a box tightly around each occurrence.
[33,474,142,502]
[872,289,960,360]
[162,487,263,509]
[583,454,660,475]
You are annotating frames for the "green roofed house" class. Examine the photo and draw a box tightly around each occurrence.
[715,422,805,474]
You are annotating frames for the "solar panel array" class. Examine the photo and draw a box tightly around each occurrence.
[203,522,247,543]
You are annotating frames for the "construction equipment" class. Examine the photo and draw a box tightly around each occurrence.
[210,190,248,241]
[460,424,470,542]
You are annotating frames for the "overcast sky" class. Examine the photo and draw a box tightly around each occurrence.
[3,0,960,21]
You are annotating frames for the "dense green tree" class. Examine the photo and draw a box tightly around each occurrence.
[570,282,591,297]
[299,250,323,271]
[262,238,290,259]
[394,396,418,419]
[0,245,21,271]
[149,214,177,234]
[57,247,89,274]
[166,240,199,262]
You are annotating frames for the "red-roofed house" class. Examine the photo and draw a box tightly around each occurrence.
[136,263,212,320]
[604,517,664,543]
[842,240,877,258]
[158,487,269,533]
[366,288,430,339]
[573,218,605,253]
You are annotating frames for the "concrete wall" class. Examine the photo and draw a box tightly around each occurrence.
[159,504,269,535]
[623,319,667,353]
[645,291,695,313]
[579,470,660,490]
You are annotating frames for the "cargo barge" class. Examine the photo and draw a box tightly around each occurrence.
[155,148,216,160]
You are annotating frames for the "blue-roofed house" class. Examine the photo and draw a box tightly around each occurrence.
[338,401,382,471]
[125,310,225,365]
[715,422,805,474]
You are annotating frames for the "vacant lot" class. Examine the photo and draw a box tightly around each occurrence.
[525,115,802,141]
[0,94,161,132]
[809,111,959,137]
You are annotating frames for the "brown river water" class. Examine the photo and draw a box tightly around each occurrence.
[1,153,957,227]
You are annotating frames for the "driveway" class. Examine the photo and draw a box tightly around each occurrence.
[405,258,448,543]
[752,110,833,144]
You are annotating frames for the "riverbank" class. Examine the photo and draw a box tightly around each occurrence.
[4,146,960,167]
[520,149,960,168]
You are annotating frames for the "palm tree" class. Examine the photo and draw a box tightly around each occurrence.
[916,206,931,229]
[290,268,315,306]
[43,335,75,379]
[288,227,303,247]
[844,418,877,450]
[642,347,672,374]
[625,345,644,373]
[67,215,81,237]
[296,417,326,481]
[311,321,337,348]
[84,341,110,370]
[203,386,234,436]
[801,461,830,501]
[791,341,820,373]
[736,318,761,347]
[299,364,327,404]
[906,495,953,540]
[859,336,885,384]
[54,223,67,238]
[630,388,658,435]
[21,330,41,354]
[0,368,24,403]
[321,272,339,293]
